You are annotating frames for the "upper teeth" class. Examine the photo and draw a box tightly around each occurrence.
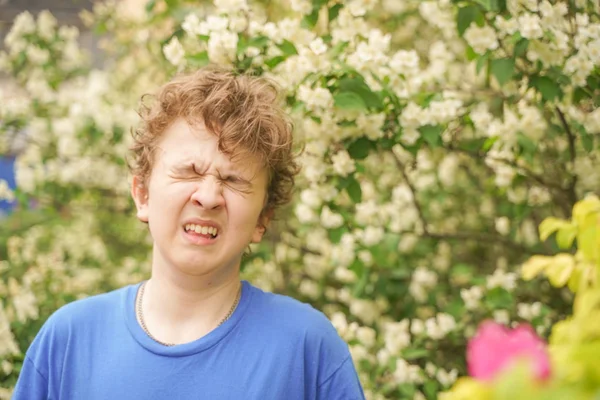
[185,224,218,236]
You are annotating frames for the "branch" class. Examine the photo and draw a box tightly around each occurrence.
[423,230,546,255]
[556,106,578,206]
[392,152,430,236]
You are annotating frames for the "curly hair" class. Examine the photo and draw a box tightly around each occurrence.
[129,67,300,214]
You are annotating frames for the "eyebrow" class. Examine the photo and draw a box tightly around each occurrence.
[175,161,255,184]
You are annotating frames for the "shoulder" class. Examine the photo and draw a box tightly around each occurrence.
[248,283,336,334]
[23,285,134,380]
[36,284,132,341]
[245,283,360,390]
[245,283,349,354]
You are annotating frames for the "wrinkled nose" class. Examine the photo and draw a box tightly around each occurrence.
[190,176,225,210]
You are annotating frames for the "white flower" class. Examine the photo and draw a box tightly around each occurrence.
[58,25,79,40]
[410,319,425,335]
[26,45,50,65]
[495,15,519,37]
[437,313,456,334]
[299,279,320,298]
[331,150,356,177]
[204,15,229,33]
[334,266,357,283]
[495,216,511,236]
[393,359,422,384]
[214,0,249,13]
[290,0,312,15]
[320,206,344,229]
[383,319,411,353]
[11,11,36,36]
[356,326,376,347]
[37,10,57,41]
[309,37,327,55]
[357,226,384,246]
[517,302,543,320]
[486,268,518,291]
[182,13,204,36]
[0,180,15,202]
[349,298,378,324]
[464,24,498,54]
[163,37,185,66]
[208,31,239,64]
[493,309,510,325]
[0,305,20,357]
[518,14,543,39]
[438,154,459,187]
[297,85,333,110]
[295,203,317,223]
[460,286,484,310]
[389,50,420,75]
[436,368,458,387]
[409,266,438,302]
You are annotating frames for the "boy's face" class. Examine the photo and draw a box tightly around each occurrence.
[132,118,270,278]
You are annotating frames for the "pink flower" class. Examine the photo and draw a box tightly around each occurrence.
[467,321,551,381]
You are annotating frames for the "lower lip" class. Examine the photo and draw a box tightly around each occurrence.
[182,229,219,246]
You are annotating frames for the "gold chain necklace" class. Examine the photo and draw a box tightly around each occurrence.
[136,281,242,347]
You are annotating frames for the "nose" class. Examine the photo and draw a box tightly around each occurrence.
[190,175,225,210]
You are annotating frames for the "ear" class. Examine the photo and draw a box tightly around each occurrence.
[131,176,150,223]
[251,208,274,243]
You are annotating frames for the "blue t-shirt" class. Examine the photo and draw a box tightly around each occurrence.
[13,281,365,399]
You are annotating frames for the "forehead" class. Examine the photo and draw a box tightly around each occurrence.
[155,118,266,174]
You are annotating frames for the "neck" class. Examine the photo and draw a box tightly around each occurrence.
[139,270,242,345]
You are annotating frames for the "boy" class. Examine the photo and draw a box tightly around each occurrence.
[13,68,366,399]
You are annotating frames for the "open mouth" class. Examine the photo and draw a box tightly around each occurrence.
[184,223,219,239]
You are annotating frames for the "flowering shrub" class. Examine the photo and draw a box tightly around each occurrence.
[1,0,599,399]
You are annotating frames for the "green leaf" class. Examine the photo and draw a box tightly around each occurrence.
[457,5,482,36]
[302,8,320,29]
[530,76,562,102]
[580,129,594,152]
[328,226,345,243]
[346,177,362,203]
[466,45,478,61]
[485,287,514,309]
[517,132,537,153]
[278,40,298,56]
[473,0,492,10]
[482,136,499,151]
[419,125,444,147]
[490,0,507,12]
[329,41,349,58]
[556,225,578,249]
[165,0,179,9]
[347,138,374,160]
[338,77,383,109]
[265,56,286,69]
[333,92,367,111]
[402,348,429,360]
[397,384,416,398]
[476,53,489,74]
[186,51,209,67]
[514,38,529,58]
[539,217,572,241]
[248,36,269,48]
[490,58,515,86]
[328,4,344,21]
[145,0,156,13]
[423,381,439,398]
